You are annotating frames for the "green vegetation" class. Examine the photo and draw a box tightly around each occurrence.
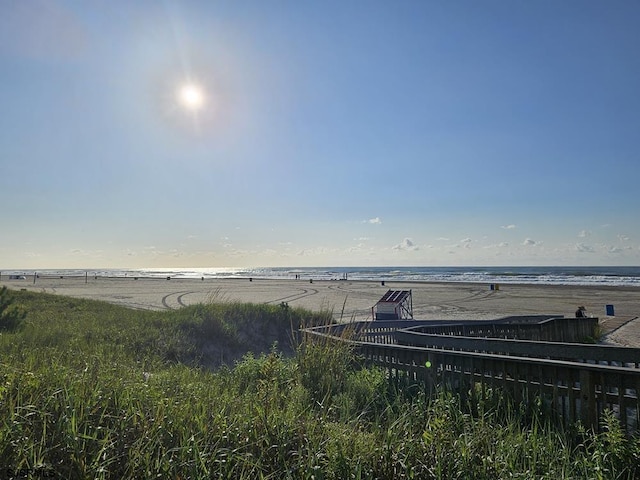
[0,289,638,479]
[0,286,26,331]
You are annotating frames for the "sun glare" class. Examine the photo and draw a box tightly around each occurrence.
[177,83,205,111]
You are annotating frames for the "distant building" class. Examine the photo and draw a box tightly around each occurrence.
[373,290,413,320]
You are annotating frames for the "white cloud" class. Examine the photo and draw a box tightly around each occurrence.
[578,230,590,238]
[460,238,472,249]
[618,234,630,241]
[501,224,516,230]
[575,243,594,253]
[297,246,332,256]
[68,248,104,258]
[392,238,418,251]
[366,217,382,224]
[523,238,540,246]
[484,242,509,249]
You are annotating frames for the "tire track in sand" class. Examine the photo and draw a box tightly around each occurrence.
[161,291,194,309]
[266,287,319,305]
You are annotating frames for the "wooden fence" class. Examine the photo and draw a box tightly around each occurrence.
[302,317,640,434]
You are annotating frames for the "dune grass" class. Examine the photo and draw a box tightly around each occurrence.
[0,289,638,479]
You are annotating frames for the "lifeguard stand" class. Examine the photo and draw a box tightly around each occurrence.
[372,290,413,320]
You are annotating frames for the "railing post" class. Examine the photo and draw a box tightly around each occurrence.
[580,370,597,431]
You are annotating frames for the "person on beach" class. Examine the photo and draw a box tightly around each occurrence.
[575,306,587,317]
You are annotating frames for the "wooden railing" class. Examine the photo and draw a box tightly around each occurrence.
[302,317,640,434]
[406,317,599,343]
[395,329,640,368]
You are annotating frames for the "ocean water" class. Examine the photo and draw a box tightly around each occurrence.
[4,266,640,287]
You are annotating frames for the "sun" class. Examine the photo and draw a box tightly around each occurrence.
[177,83,205,111]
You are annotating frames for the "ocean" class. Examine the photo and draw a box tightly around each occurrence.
[4,266,640,287]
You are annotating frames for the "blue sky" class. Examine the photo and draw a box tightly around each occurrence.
[1,1,639,268]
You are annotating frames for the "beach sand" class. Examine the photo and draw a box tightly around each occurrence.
[4,275,640,345]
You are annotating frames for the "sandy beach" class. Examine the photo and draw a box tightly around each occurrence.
[3,275,640,346]
[2,274,638,321]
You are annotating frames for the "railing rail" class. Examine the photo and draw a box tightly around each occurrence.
[395,331,640,367]
[407,317,598,343]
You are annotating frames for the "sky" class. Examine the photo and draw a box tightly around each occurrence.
[1,0,639,269]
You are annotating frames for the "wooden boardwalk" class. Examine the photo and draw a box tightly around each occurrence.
[302,315,640,435]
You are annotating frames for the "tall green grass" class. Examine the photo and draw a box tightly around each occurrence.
[0,289,638,479]
[0,286,26,330]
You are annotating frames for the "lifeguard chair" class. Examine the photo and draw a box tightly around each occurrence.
[372,290,413,320]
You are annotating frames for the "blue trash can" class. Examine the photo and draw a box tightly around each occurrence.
[606,304,615,316]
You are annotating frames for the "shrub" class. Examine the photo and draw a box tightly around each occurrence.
[0,286,26,330]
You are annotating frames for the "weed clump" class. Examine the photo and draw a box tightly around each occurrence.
[0,286,26,330]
